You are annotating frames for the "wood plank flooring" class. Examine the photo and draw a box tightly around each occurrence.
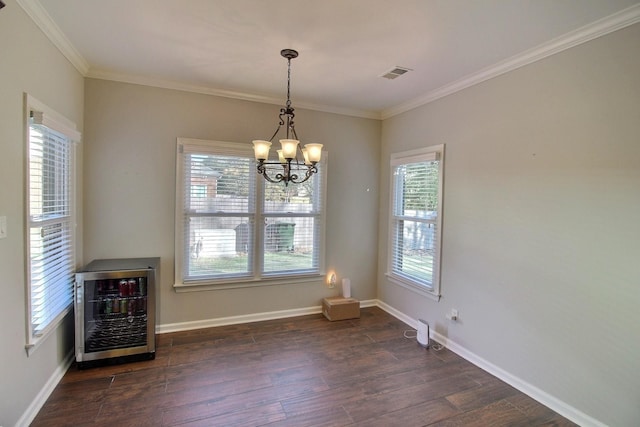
[31,307,577,426]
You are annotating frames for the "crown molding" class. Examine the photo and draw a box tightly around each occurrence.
[20,0,638,121]
[17,0,90,75]
[18,0,376,118]
[86,68,381,120]
[381,3,640,120]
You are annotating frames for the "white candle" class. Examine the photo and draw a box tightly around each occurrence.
[342,278,351,298]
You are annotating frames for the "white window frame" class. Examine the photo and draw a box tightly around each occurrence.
[387,144,444,301]
[174,138,327,291]
[24,94,81,355]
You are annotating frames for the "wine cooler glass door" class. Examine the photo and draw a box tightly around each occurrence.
[83,275,149,353]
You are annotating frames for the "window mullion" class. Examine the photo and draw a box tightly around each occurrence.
[253,171,264,279]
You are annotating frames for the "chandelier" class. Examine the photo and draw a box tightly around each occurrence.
[252,49,322,186]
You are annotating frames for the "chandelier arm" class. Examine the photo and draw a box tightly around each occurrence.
[288,164,318,185]
[289,171,313,185]
[256,160,317,185]
[258,159,317,168]
[268,124,283,142]
[257,166,282,184]
[256,161,279,183]
[283,108,294,140]
[276,161,297,187]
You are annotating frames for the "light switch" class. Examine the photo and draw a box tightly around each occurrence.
[0,216,6,239]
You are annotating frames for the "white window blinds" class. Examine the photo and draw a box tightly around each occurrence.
[388,146,444,298]
[181,149,255,280]
[26,97,79,349]
[262,166,324,275]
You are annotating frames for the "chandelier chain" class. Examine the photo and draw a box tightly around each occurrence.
[286,56,292,109]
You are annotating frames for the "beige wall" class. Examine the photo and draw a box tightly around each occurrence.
[83,79,380,327]
[0,1,84,426]
[378,23,640,426]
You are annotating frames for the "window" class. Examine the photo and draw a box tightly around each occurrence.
[175,138,326,290]
[25,95,80,353]
[388,145,444,300]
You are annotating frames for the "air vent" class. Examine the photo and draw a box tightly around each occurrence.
[380,66,412,80]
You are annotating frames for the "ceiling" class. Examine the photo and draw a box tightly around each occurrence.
[21,0,640,119]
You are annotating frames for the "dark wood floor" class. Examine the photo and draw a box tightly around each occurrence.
[32,307,576,426]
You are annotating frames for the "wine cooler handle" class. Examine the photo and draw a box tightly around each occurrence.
[75,280,82,303]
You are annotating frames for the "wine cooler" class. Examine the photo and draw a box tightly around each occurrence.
[75,257,159,368]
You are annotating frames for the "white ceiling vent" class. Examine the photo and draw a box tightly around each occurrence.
[380,66,412,80]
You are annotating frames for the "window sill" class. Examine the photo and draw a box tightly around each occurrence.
[25,306,72,357]
[174,274,324,293]
[386,273,441,302]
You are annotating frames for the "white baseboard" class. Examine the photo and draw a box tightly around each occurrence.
[156,298,379,334]
[157,306,321,334]
[359,298,378,308]
[376,299,419,329]
[375,301,607,427]
[16,350,74,427]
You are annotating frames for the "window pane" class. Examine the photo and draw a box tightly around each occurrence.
[185,216,253,278]
[29,126,71,221]
[263,216,317,274]
[262,162,323,275]
[29,220,74,334]
[187,154,252,213]
[394,161,439,216]
[391,219,436,286]
[264,171,320,213]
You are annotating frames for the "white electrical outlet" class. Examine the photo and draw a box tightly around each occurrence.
[446,308,458,321]
[0,216,7,239]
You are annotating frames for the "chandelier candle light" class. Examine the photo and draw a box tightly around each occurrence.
[252,49,322,186]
